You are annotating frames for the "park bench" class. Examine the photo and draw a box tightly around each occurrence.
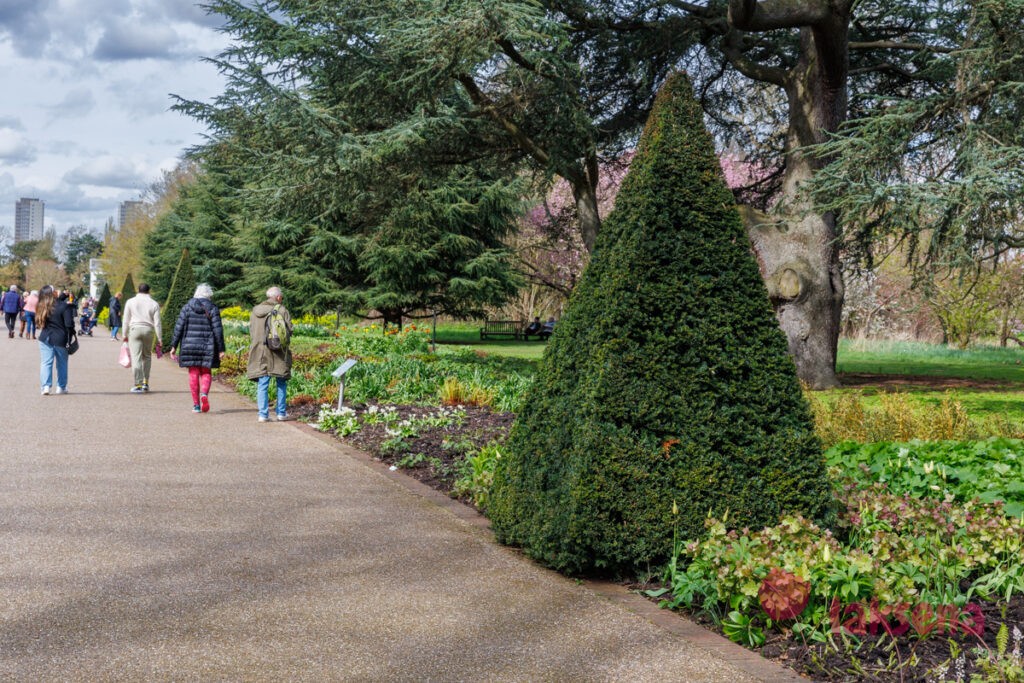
[480,320,523,340]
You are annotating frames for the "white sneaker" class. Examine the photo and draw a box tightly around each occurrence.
[56,388,68,395]
[41,386,50,395]
[276,413,288,421]
[258,416,269,423]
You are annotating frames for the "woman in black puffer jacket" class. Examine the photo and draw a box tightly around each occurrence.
[168,283,226,413]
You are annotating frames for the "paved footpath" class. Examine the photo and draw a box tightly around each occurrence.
[0,331,802,682]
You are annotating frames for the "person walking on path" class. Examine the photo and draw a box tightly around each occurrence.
[122,283,162,393]
[169,283,226,413]
[108,292,122,341]
[1,285,23,338]
[247,286,292,422]
[23,289,38,339]
[36,285,75,395]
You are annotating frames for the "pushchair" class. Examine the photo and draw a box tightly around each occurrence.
[79,307,96,336]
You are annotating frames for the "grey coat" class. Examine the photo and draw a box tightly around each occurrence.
[246,299,292,380]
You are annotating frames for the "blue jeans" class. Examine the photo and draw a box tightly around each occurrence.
[40,340,69,391]
[24,311,36,337]
[257,375,288,418]
[110,325,120,339]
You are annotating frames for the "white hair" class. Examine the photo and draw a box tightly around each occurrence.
[266,286,283,299]
[194,283,214,299]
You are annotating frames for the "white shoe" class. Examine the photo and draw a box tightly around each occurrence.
[258,416,269,423]
[41,386,50,395]
[276,413,288,421]
[56,388,68,395]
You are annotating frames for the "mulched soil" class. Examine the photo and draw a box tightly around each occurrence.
[840,372,1024,391]
[343,404,513,497]
[229,370,1024,682]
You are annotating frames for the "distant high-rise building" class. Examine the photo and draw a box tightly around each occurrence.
[118,200,144,228]
[14,198,45,242]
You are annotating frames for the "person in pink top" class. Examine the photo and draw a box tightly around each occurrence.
[23,290,39,340]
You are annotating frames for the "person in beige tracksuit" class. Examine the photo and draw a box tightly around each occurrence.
[122,283,162,392]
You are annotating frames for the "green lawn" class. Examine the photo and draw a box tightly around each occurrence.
[431,322,548,360]
[837,339,1024,382]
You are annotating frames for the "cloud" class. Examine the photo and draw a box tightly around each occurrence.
[47,87,97,119]
[93,20,183,61]
[0,127,37,165]
[63,156,147,189]
[0,0,54,58]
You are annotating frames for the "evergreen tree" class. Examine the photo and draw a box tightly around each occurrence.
[161,249,196,344]
[97,283,111,319]
[142,158,245,305]
[489,74,834,575]
[120,274,136,305]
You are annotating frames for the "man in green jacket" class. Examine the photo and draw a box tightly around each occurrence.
[247,286,293,422]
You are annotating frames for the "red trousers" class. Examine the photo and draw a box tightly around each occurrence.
[188,367,212,405]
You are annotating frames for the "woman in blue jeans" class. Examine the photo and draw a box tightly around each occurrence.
[36,286,75,395]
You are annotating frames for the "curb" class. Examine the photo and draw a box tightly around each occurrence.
[295,420,808,683]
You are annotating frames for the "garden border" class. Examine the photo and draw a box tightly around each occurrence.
[295,421,805,683]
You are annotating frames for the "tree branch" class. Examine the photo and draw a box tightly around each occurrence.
[728,0,831,32]
[849,40,954,53]
[455,74,551,168]
[722,30,787,86]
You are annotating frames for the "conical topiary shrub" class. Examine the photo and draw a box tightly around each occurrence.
[97,282,111,316]
[120,273,136,306]
[161,248,196,344]
[488,73,835,576]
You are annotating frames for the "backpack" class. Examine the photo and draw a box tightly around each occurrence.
[266,304,290,351]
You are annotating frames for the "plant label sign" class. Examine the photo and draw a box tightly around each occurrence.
[332,358,358,379]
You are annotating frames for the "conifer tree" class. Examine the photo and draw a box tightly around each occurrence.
[489,74,834,575]
[120,274,136,305]
[97,283,111,319]
[161,249,196,344]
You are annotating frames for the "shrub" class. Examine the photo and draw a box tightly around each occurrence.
[488,73,834,575]
[161,248,196,344]
[120,273,136,305]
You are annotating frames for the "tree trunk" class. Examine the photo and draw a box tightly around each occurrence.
[726,3,852,389]
[743,26,847,389]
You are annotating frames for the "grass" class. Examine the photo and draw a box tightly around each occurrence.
[429,321,548,360]
[837,338,1024,382]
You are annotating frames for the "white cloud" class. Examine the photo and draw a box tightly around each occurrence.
[47,87,97,119]
[63,156,148,189]
[0,127,37,165]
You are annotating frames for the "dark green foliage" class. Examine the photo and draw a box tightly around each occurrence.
[120,274,136,303]
[142,160,245,305]
[489,74,835,576]
[97,283,111,318]
[161,249,197,343]
[75,288,85,303]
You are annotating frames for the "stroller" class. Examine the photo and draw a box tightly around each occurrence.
[79,306,96,336]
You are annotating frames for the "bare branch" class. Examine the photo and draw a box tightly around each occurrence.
[722,30,787,86]
[849,40,954,53]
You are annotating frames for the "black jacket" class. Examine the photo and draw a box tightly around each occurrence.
[38,301,75,348]
[108,297,121,327]
[169,298,226,368]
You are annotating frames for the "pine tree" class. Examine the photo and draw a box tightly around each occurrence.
[161,249,196,344]
[489,73,835,575]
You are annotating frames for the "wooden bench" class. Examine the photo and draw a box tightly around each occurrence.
[480,320,523,340]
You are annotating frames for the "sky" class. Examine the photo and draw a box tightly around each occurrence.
[0,0,230,239]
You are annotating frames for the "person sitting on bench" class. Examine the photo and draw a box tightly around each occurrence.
[539,316,556,340]
[523,316,543,338]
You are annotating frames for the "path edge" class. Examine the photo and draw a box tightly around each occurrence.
[294,421,808,682]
